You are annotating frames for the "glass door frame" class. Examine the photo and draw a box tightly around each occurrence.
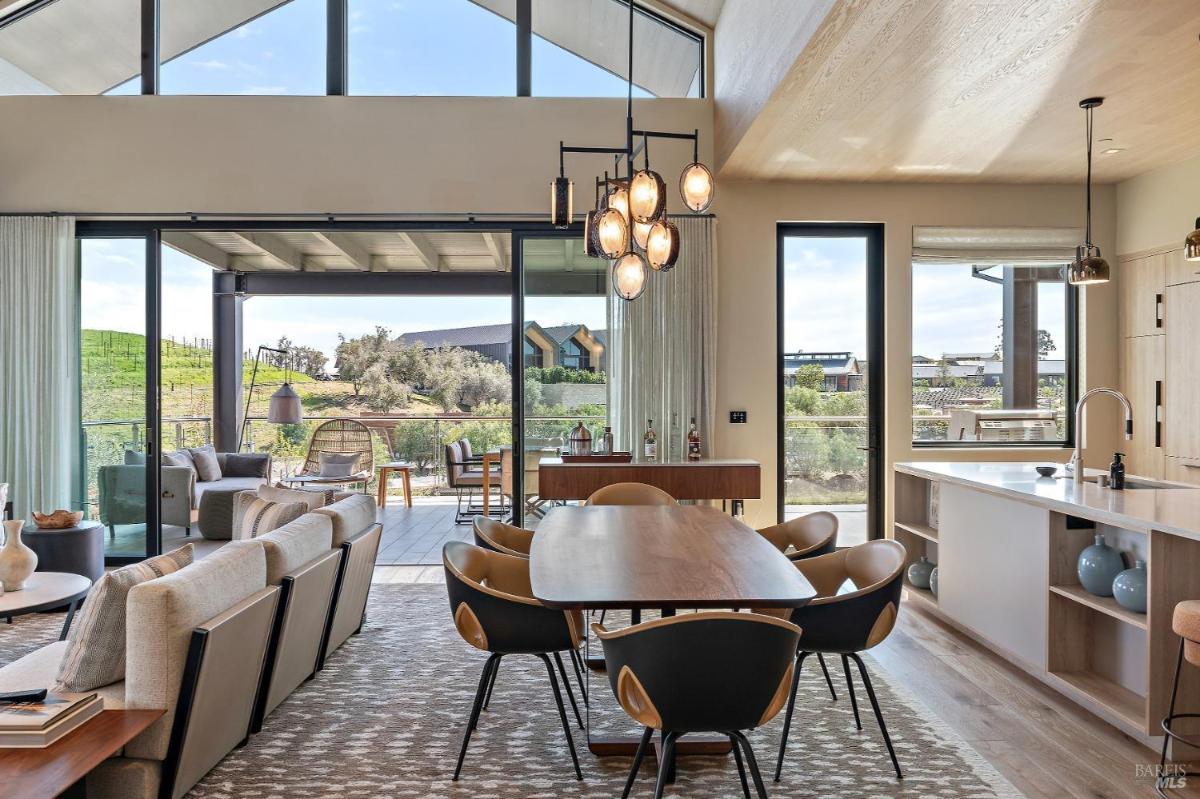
[76,228,163,565]
[775,222,885,541]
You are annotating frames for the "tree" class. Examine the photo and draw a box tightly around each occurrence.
[792,363,825,392]
[334,326,392,396]
[1038,329,1056,358]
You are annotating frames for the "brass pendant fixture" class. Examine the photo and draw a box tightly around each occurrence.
[547,0,715,301]
[1186,217,1200,262]
[1069,97,1110,286]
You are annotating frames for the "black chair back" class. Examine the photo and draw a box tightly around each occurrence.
[443,541,578,655]
[595,612,800,733]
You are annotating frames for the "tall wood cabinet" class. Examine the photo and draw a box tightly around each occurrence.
[1119,246,1200,484]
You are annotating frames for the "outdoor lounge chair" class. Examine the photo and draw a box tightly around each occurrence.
[289,419,374,490]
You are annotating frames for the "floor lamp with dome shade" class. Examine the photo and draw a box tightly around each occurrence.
[237,345,304,452]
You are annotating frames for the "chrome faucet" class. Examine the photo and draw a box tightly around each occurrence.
[1067,388,1133,484]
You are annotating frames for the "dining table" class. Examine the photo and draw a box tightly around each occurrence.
[529,504,815,777]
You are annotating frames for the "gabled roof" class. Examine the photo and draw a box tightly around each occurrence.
[397,322,521,349]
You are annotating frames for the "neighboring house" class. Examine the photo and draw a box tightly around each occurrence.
[982,359,1067,386]
[783,351,863,391]
[396,322,606,373]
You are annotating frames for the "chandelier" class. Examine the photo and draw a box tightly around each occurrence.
[549,0,715,301]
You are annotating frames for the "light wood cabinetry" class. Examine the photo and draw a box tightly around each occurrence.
[1118,253,1164,338]
[1120,335,1165,479]
[1164,281,1200,464]
[1164,246,1200,288]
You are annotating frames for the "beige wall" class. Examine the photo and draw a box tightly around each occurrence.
[0,96,713,213]
[711,181,1119,528]
[1116,151,1200,256]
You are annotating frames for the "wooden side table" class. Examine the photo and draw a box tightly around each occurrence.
[0,709,163,799]
[23,522,105,583]
[376,462,413,508]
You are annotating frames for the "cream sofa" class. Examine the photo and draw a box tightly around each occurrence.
[0,493,382,799]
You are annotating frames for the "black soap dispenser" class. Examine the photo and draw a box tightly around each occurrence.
[1109,452,1126,490]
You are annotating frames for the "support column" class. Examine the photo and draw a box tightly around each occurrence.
[213,272,243,452]
[1002,266,1038,409]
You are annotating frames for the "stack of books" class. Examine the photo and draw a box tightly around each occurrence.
[0,693,101,748]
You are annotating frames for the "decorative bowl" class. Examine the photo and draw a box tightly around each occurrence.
[32,510,84,529]
[1035,465,1058,478]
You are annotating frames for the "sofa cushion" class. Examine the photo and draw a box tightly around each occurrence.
[233,495,307,541]
[260,483,335,512]
[124,449,147,466]
[0,641,127,712]
[193,477,265,506]
[161,450,196,477]
[221,453,271,478]
[55,546,194,692]
[124,540,267,761]
[317,451,358,478]
[255,514,334,585]
[188,445,222,482]
[313,494,378,547]
[87,757,160,799]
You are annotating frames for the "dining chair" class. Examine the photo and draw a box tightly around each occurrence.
[756,512,840,702]
[472,515,534,557]
[771,539,907,781]
[443,541,586,781]
[593,612,802,799]
[586,482,677,506]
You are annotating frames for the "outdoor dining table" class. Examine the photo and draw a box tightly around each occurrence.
[529,504,816,776]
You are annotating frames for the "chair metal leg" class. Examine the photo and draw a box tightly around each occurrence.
[569,648,588,705]
[730,733,751,798]
[731,730,769,799]
[453,653,499,780]
[774,651,808,781]
[841,654,862,730]
[849,652,903,779]
[622,726,655,799]
[482,655,501,713]
[554,651,584,729]
[1155,637,1200,797]
[652,731,679,799]
[539,653,583,780]
[817,653,838,701]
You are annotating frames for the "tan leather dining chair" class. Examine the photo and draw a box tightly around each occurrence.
[585,482,677,506]
[472,515,534,557]
[757,511,838,561]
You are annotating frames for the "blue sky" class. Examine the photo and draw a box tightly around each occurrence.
[110,0,658,97]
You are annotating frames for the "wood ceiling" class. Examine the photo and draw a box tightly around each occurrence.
[716,0,1200,183]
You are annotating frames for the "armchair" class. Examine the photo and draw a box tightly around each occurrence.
[98,464,194,538]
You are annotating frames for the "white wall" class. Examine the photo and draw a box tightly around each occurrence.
[1116,151,1200,255]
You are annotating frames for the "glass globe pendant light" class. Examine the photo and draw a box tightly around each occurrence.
[629,169,666,224]
[1069,97,1110,286]
[612,252,648,301]
[1185,217,1200,262]
[632,218,653,249]
[594,207,629,258]
[607,180,631,227]
[645,219,679,271]
[679,131,714,212]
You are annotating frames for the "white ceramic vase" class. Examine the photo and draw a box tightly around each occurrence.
[0,518,37,591]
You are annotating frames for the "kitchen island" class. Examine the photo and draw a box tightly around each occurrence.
[894,461,1200,752]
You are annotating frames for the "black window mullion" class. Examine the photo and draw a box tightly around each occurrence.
[327,0,347,95]
[516,0,531,96]
[140,0,158,95]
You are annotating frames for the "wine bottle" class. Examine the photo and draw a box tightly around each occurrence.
[643,419,657,461]
[687,417,701,461]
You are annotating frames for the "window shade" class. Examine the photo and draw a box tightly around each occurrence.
[912,226,1082,266]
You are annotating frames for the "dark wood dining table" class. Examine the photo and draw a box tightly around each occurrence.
[529,504,815,770]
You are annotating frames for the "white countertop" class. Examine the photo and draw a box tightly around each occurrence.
[896,461,1200,540]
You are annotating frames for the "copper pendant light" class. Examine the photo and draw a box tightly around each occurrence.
[645,218,679,271]
[612,252,648,300]
[1186,217,1200,262]
[1069,97,1110,286]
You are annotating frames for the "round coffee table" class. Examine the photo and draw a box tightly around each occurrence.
[0,572,92,641]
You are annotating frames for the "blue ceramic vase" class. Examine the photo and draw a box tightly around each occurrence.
[1112,560,1147,614]
[929,566,939,597]
[1077,534,1124,597]
[907,556,934,589]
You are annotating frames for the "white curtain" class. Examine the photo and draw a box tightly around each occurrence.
[0,216,78,520]
[608,215,717,460]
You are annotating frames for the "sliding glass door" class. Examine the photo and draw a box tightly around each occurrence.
[778,224,883,545]
[78,236,160,560]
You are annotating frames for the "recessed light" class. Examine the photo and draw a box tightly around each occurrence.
[1101,147,1126,155]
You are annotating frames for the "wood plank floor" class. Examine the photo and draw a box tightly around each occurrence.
[379,563,1199,799]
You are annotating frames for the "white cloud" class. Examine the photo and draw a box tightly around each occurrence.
[193,59,231,71]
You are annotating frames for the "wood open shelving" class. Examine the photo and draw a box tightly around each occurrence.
[894,521,938,542]
[1048,584,1148,630]
[1049,670,1146,730]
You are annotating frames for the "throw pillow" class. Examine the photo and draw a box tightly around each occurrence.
[124,450,147,466]
[234,495,307,540]
[260,483,334,512]
[223,453,270,478]
[188,445,222,483]
[55,545,195,692]
[318,452,358,478]
[161,450,196,476]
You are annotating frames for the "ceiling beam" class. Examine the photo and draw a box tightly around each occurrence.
[398,232,444,272]
[312,231,376,271]
[229,232,302,271]
[162,231,231,270]
[482,232,509,272]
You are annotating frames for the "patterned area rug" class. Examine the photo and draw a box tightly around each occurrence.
[0,585,1023,798]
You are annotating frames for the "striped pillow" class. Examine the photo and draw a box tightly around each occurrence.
[235,496,307,540]
[55,545,194,692]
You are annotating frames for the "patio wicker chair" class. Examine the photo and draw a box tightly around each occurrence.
[292,418,375,489]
